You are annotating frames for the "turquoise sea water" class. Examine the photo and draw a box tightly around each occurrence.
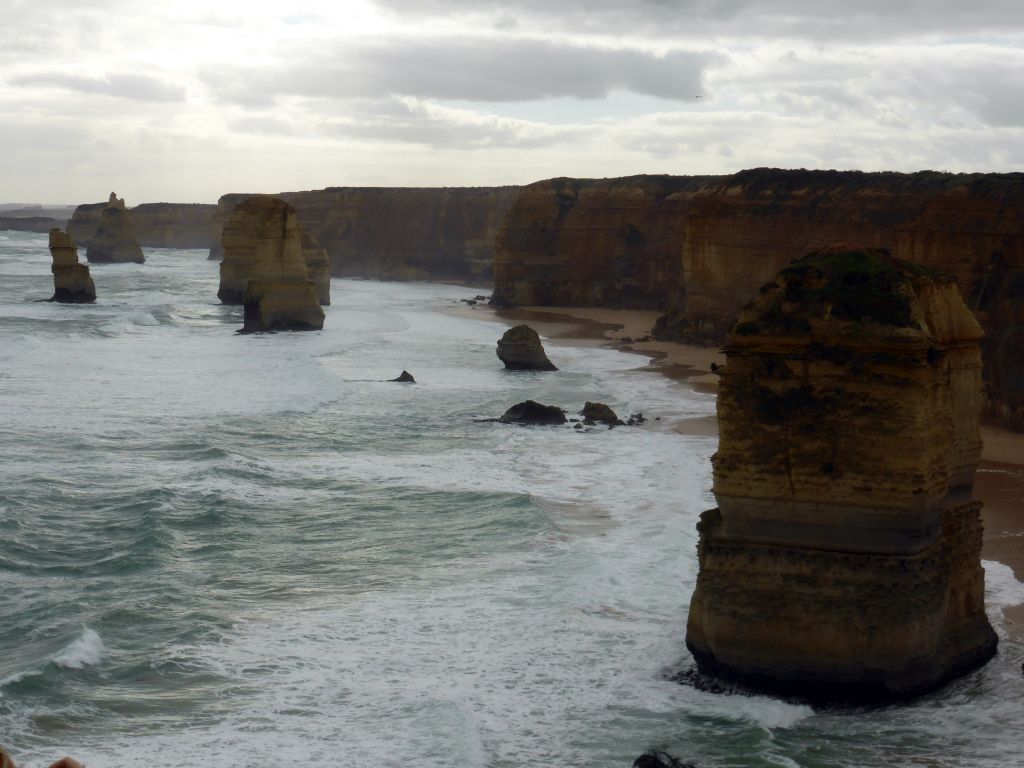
[1,230,1023,768]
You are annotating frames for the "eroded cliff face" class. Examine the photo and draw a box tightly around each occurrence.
[491,169,1024,431]
[492,175,715,309]
[209,187,519,284]
[685,248,997,702]
[67,201,215,249]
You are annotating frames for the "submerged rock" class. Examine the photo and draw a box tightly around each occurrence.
[685,247,997,703]
[390,370,416,383]
[222,196,324,332]
[85,192,144,264]
[580,401,623,426]
[499,400,566,425]
[632,752,696,768]
[47,228,95,303]
[496,324,557,370]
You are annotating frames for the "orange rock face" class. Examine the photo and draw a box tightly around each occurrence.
[491,169,1024,431]
[85,193,144,264]
[48,228,96,303]
[685,249,997,702]
[209,186,519,285]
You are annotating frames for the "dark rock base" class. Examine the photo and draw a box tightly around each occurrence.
[48,289,96,304]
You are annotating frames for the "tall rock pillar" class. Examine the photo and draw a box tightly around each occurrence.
[686,247,997,702]
[218,195,324,332]
[86,192,145,263]
[48,228,96,303]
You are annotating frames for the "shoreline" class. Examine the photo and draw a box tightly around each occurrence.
[448,301,1024,640]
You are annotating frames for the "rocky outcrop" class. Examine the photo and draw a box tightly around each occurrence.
[685,248,997,703]
[580,401,622,426]
[301,229,331,306]
[491,169,1024,432]
[220,196,324,332]
[67,201,215,249]
[499,400,567,425]
[85,193,144,264]
[47,228,95,303]
[496,325,557,370]
[209,186,519,284]
[390,370,416,383]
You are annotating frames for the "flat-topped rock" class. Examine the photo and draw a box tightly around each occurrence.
[496,325,557,370]
[48,228,96,303]
[685,247,997,703]
[85,192,144,264]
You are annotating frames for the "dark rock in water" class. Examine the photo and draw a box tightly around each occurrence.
[581,401,623,426]
[390,370,416,383]
[627,412,646,425]
[47,228,96,303]
[86,192,144,264]
[496,324,557,371]
[461,298,478,305]
[499,400,566,425]
[474,294,490,301]
[632,751,696,768]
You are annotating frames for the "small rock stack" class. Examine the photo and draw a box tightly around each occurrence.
[218,196,324,332]
[86,192,144,264]
[48,228,96,303]
[686,247,997,702]
[496,325,557,370]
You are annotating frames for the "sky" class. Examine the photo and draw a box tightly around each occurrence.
[1,0,1022,203]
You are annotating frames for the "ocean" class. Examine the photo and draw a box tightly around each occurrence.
[1,229,1023,768]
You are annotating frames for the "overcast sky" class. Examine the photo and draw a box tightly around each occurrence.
[2,0,1022,203]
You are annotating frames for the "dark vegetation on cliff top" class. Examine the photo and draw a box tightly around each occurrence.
[736,248,944,335]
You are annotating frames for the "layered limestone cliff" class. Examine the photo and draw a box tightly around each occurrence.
[47,228,95,303]
[68,201,215,249]
[491,169,1024,431]
[209,187,519,284]
[685,248,997,702]
[219,196,324,332]
[491,175,715,309]
[85,193,145,264]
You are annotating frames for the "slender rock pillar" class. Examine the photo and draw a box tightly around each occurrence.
[48,228,96,303]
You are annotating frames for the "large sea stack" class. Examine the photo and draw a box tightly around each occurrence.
[85,193,144,264]
[218,196,324,332]
[496,325,557,370]
[47,228,96,303]
[685,247,997,703]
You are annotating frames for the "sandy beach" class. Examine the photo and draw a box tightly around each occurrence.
[451,300,1024,640]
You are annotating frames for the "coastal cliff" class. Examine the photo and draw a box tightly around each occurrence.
[67,202,215,249]
[209,187,519,284]
[491,169,1024,431]
[685,248,997,702]
[85,193,144,264]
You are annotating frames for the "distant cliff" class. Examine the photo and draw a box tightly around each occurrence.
[0,216,62,233]
[209,187,519,285]
[492,169,1024,431]
[67,202,216,249]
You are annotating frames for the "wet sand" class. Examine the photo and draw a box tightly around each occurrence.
[450,301,1024,639]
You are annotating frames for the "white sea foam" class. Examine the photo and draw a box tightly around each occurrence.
[53,628,106,669]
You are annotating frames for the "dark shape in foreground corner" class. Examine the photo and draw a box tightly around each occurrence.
[496,324,557,370]
[632,751,696,768]
[685,246,997,705]
[390,370,416,383]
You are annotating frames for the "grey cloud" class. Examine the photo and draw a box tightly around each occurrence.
[10,72,185,102]
[205,38,717,105]
[369,0,1024,39]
